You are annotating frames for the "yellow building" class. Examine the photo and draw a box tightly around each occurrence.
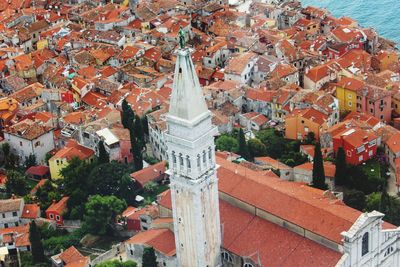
[49,140,95,179]
[335,77,365,112]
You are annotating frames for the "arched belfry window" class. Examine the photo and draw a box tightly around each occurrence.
[197,154,201,168]
[243,263,254,267]
[172,151,176,164]
[179,153,183,166]
[186,155,191,169]
[362,232,369,256]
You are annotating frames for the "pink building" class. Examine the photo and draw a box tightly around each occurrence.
[357,85,391,123]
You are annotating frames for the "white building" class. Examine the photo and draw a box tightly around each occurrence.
[165,48,221,266]
[4,119,55,164]
[340,211,400,267]
[0,198,24,229]
[224,52,257,85]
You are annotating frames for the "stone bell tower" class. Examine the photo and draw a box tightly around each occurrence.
[165,46,221,267]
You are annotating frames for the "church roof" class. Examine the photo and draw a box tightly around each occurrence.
[168,48,208,121]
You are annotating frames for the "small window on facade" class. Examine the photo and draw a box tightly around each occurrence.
[12,212,17,217]
[362,232,369,256]
[56,215,60,221]
[20,141,22,146]
[49,214,54,219]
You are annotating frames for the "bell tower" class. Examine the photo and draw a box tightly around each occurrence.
[166,47,221,267]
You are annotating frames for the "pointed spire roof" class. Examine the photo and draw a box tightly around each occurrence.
[168,48,208,121]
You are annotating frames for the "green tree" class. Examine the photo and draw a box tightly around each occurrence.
[142,247,158,267]
[247,138,267,158]
[141,115,149,136]
[144,181,157,193]
[256,129,286,159]
[134,115,144,144]
[122,99,135,130]
[61,157,96,219]
[215,135,238,152]
[25,154,37,170]
[88,162,137,204]
[237,128,249,160]
[304,132,315,145]
[334,147,347,186]
[131,128,144,171]
[98,141,110,164]
[5,170,28,196]
[312,143,327,190]
[343,190,366,211]
[83,195,127,235]
[29,221,46,263]
[2,143,18,169]
[366,192,400,225]
[35,180,61,210]
[96,260,137,267]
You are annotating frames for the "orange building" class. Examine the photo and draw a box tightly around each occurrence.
[373,50,399,71]
[285,108,328,140]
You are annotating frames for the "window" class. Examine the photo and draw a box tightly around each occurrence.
[348,94,352,99]
[359,155,363,162]
[12,212,17,217]
[20,141,22,146]
[244,263,254,267]
[56,215,60,221]
[49,214,54,219]
[348,101,352,107]
[179,153,183,166]
[362,232,369,256]
[221,251,233,263]
[130,250,133,256]
[2,213,4,218]
[186,156,191,169]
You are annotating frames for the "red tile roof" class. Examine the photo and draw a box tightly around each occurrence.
[59,246,87,266]
[21,204,40,219]
[294,162,336,178]
[130,161,166,186]
[26,165,49,177]
[126,228,176,257]
[46,196,69,215]
[51,139,94,161]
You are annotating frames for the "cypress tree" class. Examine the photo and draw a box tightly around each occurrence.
[335,147,347,186]
[141,115,149,136]
[134,115,144,146]
[130,128,143,171]
[237,128,249,160]
[98,140,110,164]
[312,142,327,190]
[142,247,158,267]
[122,99,135,130]
[29,221,46,263]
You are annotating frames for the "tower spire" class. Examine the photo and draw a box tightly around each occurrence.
[166,43,221,267]
[168,48,208,122]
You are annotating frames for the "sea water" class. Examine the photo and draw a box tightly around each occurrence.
[300,0,400,46]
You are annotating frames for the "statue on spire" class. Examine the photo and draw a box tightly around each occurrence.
[179,27,185,49]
